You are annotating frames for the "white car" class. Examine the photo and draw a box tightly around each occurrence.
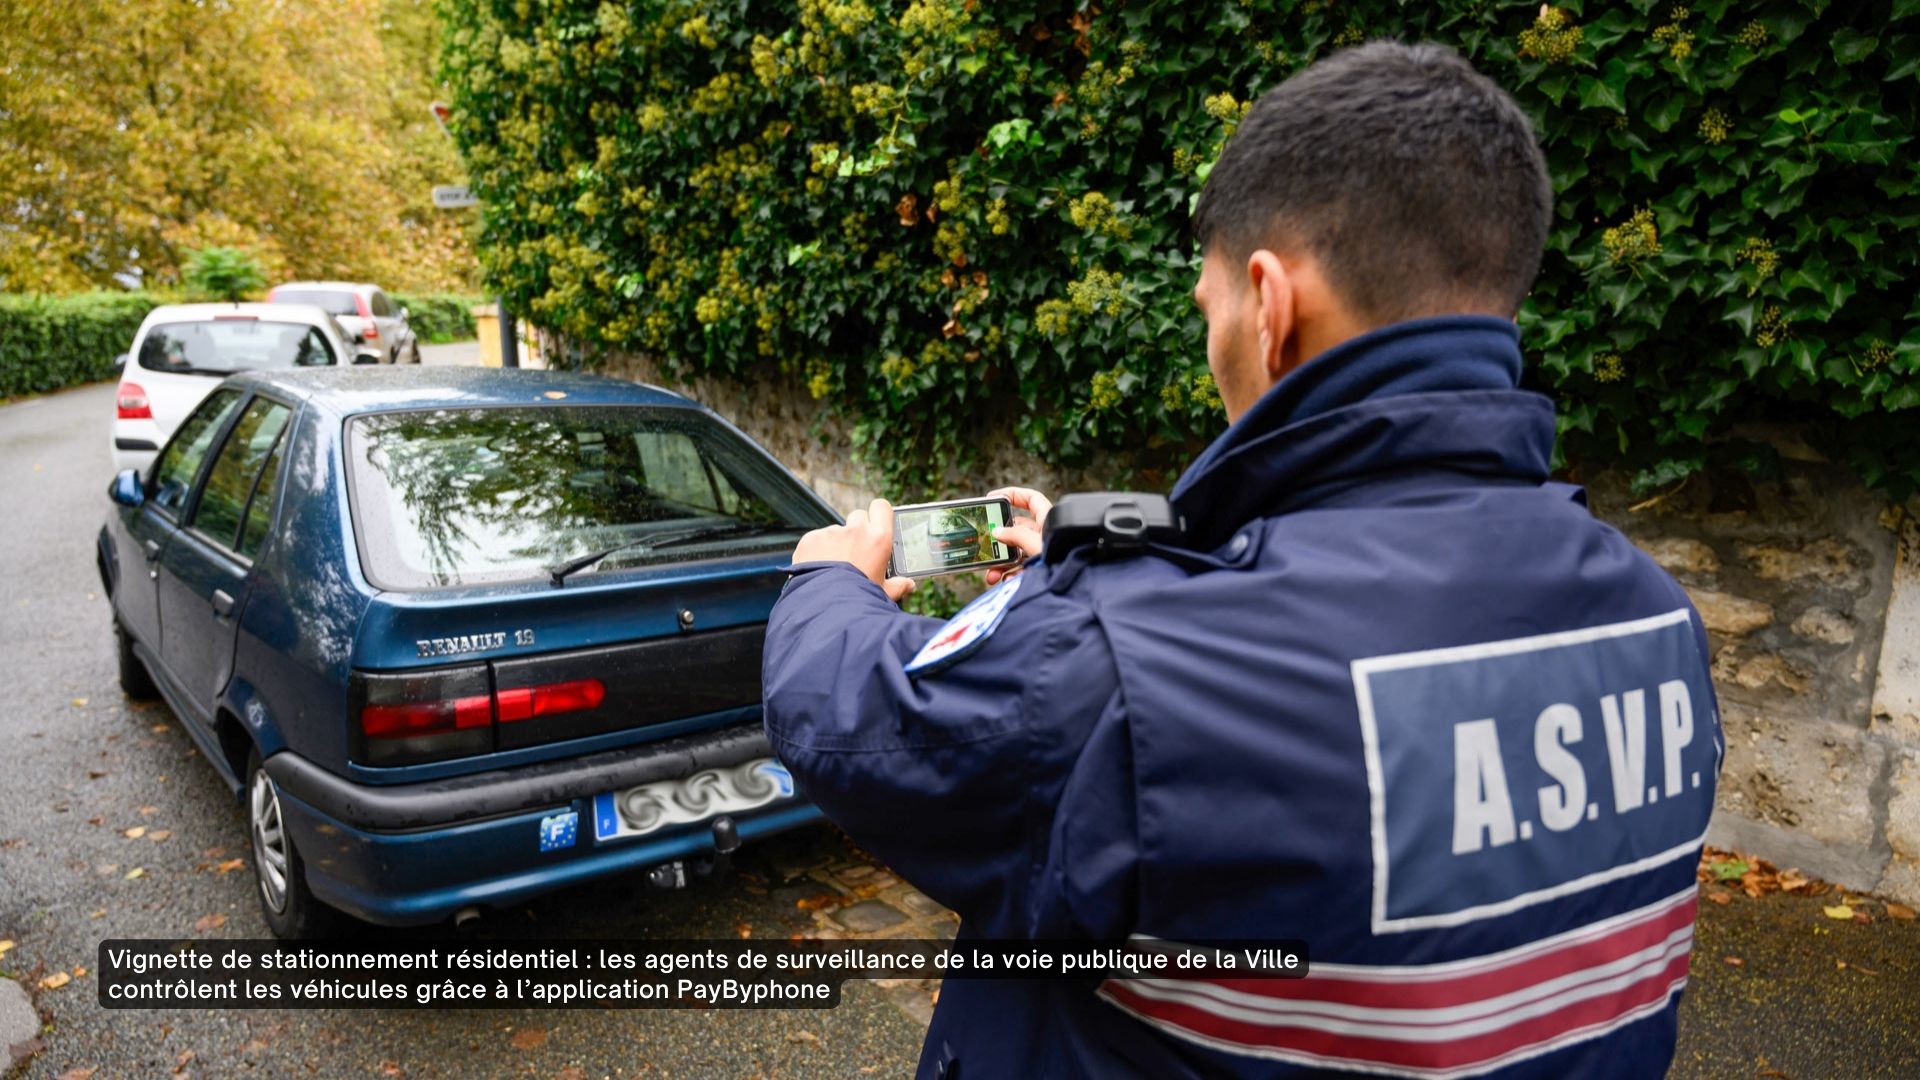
[110,303,357,474]
[266,281,420,365]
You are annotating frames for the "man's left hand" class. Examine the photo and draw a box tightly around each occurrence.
[792,498,917,603]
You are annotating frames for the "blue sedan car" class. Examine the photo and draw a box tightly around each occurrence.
[98,367,836,937]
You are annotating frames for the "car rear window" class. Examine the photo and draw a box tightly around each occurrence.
[272,289,361,316]
[346,406,833,589]
[138,320,336,374]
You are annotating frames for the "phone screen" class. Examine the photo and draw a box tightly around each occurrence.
[891,498,1017,578]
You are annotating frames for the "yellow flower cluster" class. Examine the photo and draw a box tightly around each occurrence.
[986,198,1011,236]
[1035,298,1073,338]
[677,15,719,49]
[1089,369,1124,411]
[850,82,901,118]
[1863,340,1895,370]
[806,358,833,399]
[691,71,743,115]
[1652,8,1695,61]
[1519,7,1583,64]
[1735,237,1778,291]
[1698,108,1731,145]
[1067,266,1129,317]
[1593,353,1626,383]
[1333,23,1365,48]
[1736,21,1770,48]
[1755,304,1790,347]
[1068,192,1133,240]
[1602,208,1661,267]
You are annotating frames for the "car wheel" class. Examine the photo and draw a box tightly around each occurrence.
[408,343,422,365]
[247,750,338,939]
[115,620,158,700]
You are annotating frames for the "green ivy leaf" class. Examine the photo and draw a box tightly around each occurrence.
[1831,29,1879,65]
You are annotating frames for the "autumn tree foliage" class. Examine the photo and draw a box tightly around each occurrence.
[0,0,473,294]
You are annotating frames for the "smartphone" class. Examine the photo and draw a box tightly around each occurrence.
[889,496,1023,579]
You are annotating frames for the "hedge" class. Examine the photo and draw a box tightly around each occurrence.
[0,293,156,400]
[441,0,1920,496]
[0,291,487,399]
[392,292,487,344]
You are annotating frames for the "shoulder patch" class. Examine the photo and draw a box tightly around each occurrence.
[904,574,1025,677]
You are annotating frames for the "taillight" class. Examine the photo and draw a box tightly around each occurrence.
[362,323,379,341]
[116,382,151,420]
[496,678,605,723]
[351,667,605,765]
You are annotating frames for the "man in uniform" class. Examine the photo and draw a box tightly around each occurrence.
[762,41,1721,1079]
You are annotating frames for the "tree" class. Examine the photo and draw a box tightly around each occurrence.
[183,247,266,302]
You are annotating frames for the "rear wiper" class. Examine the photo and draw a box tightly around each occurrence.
[546,523,791,586]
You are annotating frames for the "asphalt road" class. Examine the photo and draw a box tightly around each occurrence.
[0,382,926,1079]
[3,377,1916,1079]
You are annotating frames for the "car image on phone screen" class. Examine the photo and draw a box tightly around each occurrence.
[889,497,1022,578]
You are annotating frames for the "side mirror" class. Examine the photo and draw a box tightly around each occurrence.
[114,353,130,368]
[399,306,410,321]
[109,469,144,508]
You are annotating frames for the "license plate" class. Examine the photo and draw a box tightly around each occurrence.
[593,758,794,842]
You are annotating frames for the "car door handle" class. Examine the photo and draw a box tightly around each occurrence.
[142,539,162,562]
[211,590,235,619]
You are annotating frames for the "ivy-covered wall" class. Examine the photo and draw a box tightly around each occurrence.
[441,0,1920,496]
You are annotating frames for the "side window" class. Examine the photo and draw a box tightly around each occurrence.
[634,430,723,512]
[293,327,334,367]
[237,434,289,558]
[149,390,244,517]
[369,291,392,317]
[193,398,293,552]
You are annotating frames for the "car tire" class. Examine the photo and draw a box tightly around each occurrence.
[246,750,339,940]
[408,343,422,365]
[115,620,159,701]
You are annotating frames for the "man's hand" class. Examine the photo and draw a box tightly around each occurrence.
[985,486,1053,585]
[791,498,917,603]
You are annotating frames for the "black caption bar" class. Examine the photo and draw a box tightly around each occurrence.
[97,938,1308,1010]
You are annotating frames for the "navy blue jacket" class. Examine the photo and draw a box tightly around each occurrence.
[763,316,1722,1079]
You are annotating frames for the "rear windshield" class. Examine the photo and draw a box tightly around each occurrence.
[347,406,832,589]
[272,289,360,317]
[139,320,336,374]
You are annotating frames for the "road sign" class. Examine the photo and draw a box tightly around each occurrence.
[432,185,479,209]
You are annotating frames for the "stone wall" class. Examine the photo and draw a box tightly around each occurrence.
[605,351,1920,904]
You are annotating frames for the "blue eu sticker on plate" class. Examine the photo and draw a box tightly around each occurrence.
[538,810,579,853]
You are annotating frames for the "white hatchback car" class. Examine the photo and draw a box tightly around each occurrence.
[266,281,420,365]
[110,303,356,474]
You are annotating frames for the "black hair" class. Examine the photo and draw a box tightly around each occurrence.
[1191,41,1552,321]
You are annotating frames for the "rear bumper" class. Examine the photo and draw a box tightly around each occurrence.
[264,724,822,926]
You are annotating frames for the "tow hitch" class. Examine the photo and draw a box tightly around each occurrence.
[645,816,742,891]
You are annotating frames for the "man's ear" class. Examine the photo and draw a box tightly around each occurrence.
[1247,250,1295,384]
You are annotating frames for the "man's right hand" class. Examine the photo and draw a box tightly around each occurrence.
[986,486,1052,585]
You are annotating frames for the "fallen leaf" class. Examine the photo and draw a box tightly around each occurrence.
[193,913,227,933]
[140,806,159,816]
[150,724,169,733]
[148,830,172,842]
[509,1027,548,1050]
[786,1030,820,1045]
[216,858,246,874]
[555,1069,586,1080]
[87,770,108,779]
[543,391,566,400]
[1706,890,1732,905]
[56,1069,97,1080]
[72,697,88,707]
[1823,904,1855,920]
[89,910,105,919]
[73,966,87,978]
[0,939,12,956]
[1723,956,1744,967]
[87,816,103,826]
[41,971,72,990]
[125,867,145,880]
[1886,902,1915,921]
[379,1062,404,1077]
[124,826,147,839]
